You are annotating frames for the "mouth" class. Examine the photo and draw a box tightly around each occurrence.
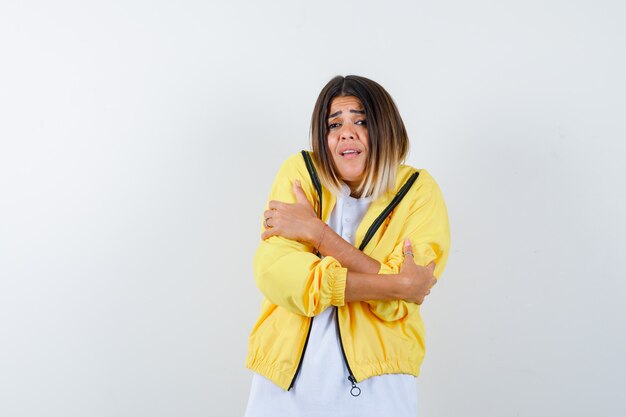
[340,149,362,158]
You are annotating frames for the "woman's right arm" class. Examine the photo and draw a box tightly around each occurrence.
[254,154,351,317]
[255,233,432,316]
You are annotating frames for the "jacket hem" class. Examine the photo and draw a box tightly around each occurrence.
[246,355,422,389]
[352,359,422,382]
[246,356,293,391]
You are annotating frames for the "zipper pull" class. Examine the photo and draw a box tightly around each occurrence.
[348,375,361,397]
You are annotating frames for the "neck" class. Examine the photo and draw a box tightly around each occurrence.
[344,180,362,198]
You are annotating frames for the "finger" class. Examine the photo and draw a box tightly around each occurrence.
[268,200,285,210]
[403,238,414,256]
[429,273,437,287]
[263,210,273,220]
[293,180,313,209]
[426,261,435,273]
[261,228,277,240]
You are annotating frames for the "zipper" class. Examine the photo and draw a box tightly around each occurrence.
[296,153,419,396]
[301,150,322,216]
[301,150,361,396]
[348,375,361,397]
[290,151,322,391]
[288,316,314,390]
[358,171,419,251]
[335,306,361,397]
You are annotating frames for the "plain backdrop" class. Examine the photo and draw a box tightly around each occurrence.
[1,1,625,416]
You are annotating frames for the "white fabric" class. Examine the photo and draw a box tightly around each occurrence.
[245,184,418,417]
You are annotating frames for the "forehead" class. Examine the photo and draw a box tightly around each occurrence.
[329,96,364,113]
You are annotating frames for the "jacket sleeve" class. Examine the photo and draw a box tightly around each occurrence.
[366,174,451,322]
[253,155,348,317]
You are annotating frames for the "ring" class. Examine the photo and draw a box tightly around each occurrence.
[404,251,414,257]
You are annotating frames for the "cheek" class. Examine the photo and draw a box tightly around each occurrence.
[326,136,338,160]
[327,139,341,158]
[361,132,369,149]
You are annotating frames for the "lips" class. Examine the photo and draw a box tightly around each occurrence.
[338,148,362,161]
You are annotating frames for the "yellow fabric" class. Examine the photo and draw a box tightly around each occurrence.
[247,152,450,390]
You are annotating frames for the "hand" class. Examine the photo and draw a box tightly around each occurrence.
[261,180,324,245]
[398,238,437,304]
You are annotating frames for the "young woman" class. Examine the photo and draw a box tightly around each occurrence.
[245,75,450,416]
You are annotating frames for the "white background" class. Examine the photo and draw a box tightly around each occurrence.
[1,1,625,416]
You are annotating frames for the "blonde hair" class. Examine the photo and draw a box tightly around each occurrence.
[310,75,409,199]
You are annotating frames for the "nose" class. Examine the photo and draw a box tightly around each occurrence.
[340,124,356,140]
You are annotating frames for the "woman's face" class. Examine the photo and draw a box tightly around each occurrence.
[326,96,369,190]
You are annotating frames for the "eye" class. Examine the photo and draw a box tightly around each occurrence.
[328,123,340,130]
[356,119,367,126]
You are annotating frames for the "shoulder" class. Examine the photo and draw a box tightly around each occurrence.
[388,168,449,247]
[269,152,317,198]
[396,164,439,193]
[275,151,323,187]
[393,165,447,212]
[275,151,309,176]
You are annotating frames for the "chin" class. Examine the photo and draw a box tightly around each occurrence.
[341,172,365,184]
[334,162,366,183]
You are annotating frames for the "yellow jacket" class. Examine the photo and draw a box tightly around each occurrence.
[246,152,450,390]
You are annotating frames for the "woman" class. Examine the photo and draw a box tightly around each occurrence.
[245,75,450,416]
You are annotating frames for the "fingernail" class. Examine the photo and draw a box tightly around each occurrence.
[295,180,301,187]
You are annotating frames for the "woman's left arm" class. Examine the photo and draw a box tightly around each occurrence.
[367,175,450,321]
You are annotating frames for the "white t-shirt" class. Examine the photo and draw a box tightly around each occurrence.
[245,184,418,417]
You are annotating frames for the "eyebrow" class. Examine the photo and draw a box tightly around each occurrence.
[328,109,366,119]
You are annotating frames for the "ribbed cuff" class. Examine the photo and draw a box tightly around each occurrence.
[330,266,347,306]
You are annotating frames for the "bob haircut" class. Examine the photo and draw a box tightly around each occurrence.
[310,75,410,200]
